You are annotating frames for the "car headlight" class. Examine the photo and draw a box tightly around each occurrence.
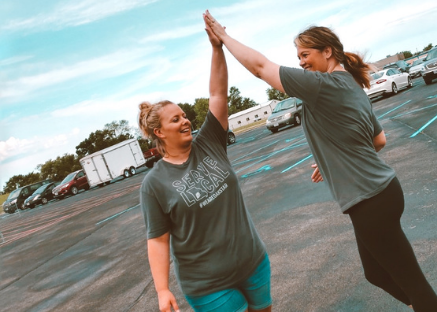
[284,113,292,119]
[11,199,17,204]
[34,195,40,200]
[266,119,271,124]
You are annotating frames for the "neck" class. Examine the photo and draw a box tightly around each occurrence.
[163,145,192,164]
[328,61,346,73]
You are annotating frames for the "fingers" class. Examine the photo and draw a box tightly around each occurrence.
[310,164,323,183]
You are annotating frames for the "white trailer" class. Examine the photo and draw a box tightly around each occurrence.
[80,139,146,188]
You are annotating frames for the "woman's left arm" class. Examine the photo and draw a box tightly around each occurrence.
[373,130,386,152]
[204,19,228,130]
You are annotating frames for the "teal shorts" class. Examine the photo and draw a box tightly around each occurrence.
[185,253,272,312]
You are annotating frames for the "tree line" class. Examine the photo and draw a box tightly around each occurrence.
[2,86,286,194]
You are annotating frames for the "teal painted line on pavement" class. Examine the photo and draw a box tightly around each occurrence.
[388,103,437,119]
[241,165,272,178]
[377,100,411,119]
[96,205,139,226]
[281,154,313,173]
[410,114,437,138]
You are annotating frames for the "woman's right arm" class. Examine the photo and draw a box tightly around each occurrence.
[148,232,180,312]
[203,10,284,93]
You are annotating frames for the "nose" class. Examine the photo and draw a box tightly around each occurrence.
[299,59,305,68]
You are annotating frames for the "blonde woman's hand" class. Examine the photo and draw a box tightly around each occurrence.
[157,289,180,312]
[203,10,227,42]
[203,14,222,47]
[311,164,323,183]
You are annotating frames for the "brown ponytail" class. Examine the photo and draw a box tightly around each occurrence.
[295,26,373,89]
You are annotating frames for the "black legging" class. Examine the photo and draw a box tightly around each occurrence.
[347,177,437,311]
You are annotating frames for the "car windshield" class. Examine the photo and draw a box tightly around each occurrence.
[425,49,437,60]
[7,188,22,200]
[61,172,76,184]
[411,59,423,66]
[272,99,294,113]
[34,183,50,194]
[370,72,384,80]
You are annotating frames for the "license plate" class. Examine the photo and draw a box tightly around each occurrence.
[274,123,279,127]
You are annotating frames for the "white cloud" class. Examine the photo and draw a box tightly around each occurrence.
[2,0,158,32]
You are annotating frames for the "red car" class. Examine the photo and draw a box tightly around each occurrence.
[52,169,90,199]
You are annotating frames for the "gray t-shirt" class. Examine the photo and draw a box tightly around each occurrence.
[140,111,266,295]
[280,66,396,212]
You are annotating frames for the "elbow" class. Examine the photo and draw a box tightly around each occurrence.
[374,142,385,152]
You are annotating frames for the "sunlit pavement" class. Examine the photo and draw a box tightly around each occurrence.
[1,78,437,311]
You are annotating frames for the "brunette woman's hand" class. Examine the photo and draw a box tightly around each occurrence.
[157,289,180,312]
[203,14,222,48]
[203,10,227,42]
[311,164,323,183]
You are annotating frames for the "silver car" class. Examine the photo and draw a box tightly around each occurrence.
[266,97,302,133]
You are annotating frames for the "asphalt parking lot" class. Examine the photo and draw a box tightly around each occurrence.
[1,77,437,312]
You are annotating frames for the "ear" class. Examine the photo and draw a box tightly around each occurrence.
[153,128,165,139]
[323,46,333,59]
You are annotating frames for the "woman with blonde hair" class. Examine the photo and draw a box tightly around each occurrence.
[203,10,437,311]
[137,18,272,312]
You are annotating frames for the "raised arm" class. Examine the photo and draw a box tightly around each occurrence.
[204,18,228,130]
[148,232,180,312]
[203,10,284,93]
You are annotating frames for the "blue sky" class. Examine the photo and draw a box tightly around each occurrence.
[1,0,437,191]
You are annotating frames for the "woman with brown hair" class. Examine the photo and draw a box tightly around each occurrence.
[203,10,437,311]
[137,18,272,312]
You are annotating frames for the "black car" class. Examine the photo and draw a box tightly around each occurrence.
[24,182,58,209]
[192,128,236,145]
[383,60,410,73]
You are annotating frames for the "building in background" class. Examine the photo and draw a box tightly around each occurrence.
[228,100,279,130]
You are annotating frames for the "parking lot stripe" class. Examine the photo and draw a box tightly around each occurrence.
[96,205,139,226]
[281,154,313,173]
[410,114,437,138]
[389,103,437,119]
[377,100,411,119]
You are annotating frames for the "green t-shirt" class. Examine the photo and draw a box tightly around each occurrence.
[280,67,396,212]
[140,111,266,295]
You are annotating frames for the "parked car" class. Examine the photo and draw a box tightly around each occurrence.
[421,48,437,85]
[409,59,425,78]
[52,169,89,200]
[364,68,413,99]
[192,128,236,145]
[24,182,58,208]
[143,147,162,168]
[266,97,302,133]
[383,60,410,73]
[2,180,53,213]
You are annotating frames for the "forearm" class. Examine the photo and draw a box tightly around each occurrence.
[147,233,170,293]
[221,34,269,79]
[210,46,228,102]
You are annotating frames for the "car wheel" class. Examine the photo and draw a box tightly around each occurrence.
[407,77,413,88]
[41,198,48,205]
[129,167,136,176]
[227,133,236,145]
[391,83,398,95]
[71,186,78,195]
[271,128,278,133]
[294,114,301,125]
[123,169,131,178]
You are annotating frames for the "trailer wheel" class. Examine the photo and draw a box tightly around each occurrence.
[123,169,131,178]
[129,167,136,176]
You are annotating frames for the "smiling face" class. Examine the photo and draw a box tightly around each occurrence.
[296,44,331,73]
[154,103,192,149]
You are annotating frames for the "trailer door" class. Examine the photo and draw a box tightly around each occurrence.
[92,154,111,182]
[129,141,146,166]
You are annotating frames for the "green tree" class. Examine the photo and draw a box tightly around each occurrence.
[401,51,412,59]
[3,172,42,193]
[193,98,209,128]
[37,153,81,182]
[104,120,132,137]
[178,103,198,129]
[228,86,257,115]
[76,129,132,159]
[266,87,289,101]
[423,43,433,52]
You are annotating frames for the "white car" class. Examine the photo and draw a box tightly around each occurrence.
[409,59,425,78]
[364,68,413,99]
